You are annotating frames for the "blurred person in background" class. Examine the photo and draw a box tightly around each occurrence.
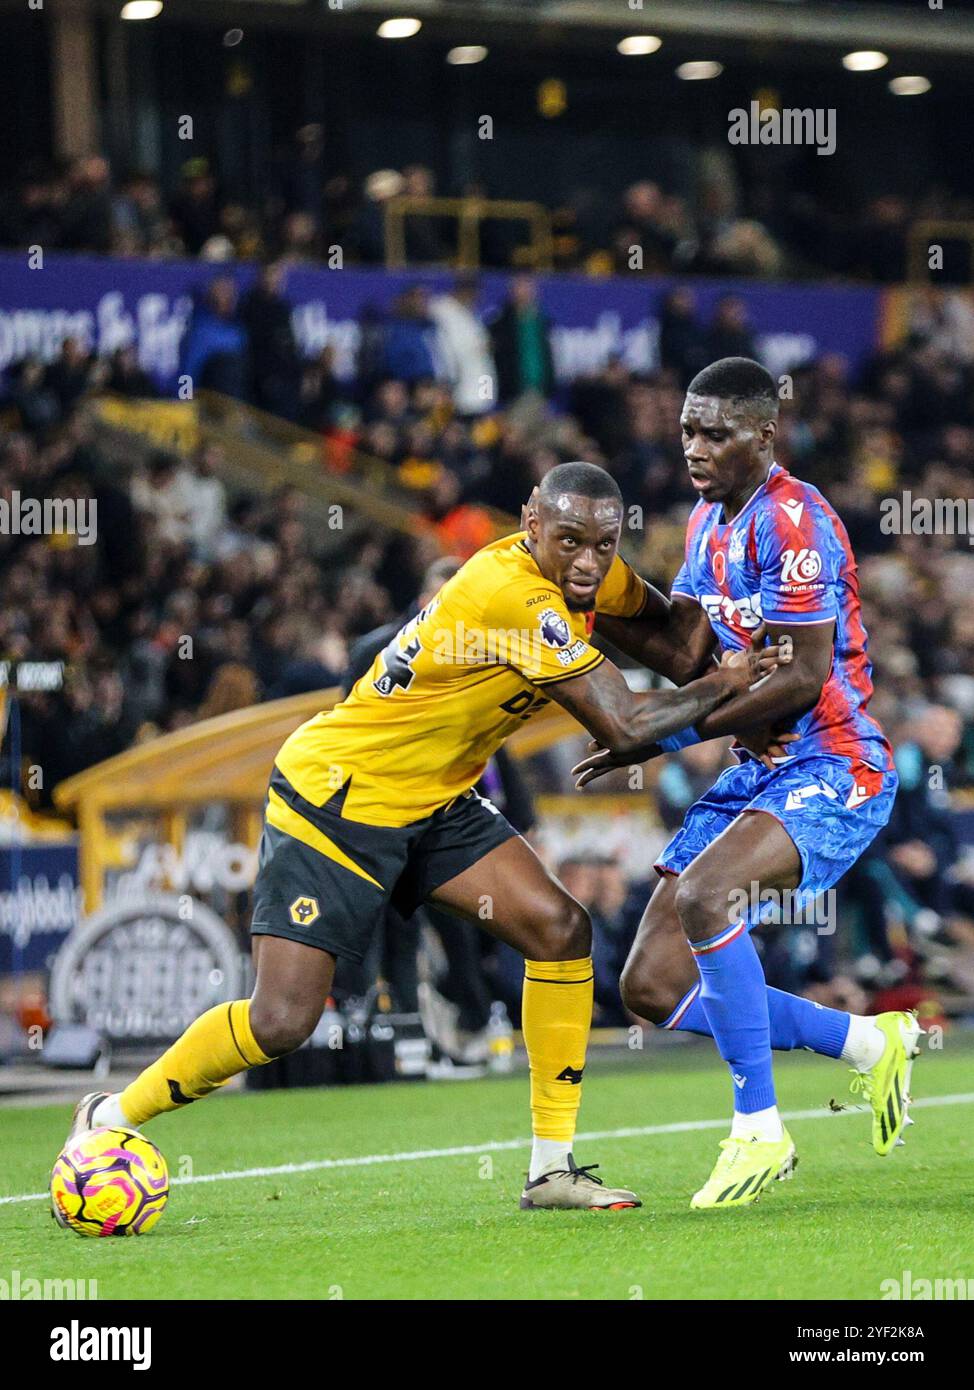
[382,285,436,384]
[170,159,220,255]
[658,287,708,389]
[429,275,497,417]
[705,295,757,363]
[240,262,302,420]
[490,275,556,405]
[60,155,113,254]
[179,275,248,400]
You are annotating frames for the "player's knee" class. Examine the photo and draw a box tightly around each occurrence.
[619,961,680,1026]
[249,996,319,1058]
[672,871,727,944]
[529,895,592,961]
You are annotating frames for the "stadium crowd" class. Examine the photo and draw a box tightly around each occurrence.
[1,262,973,1040]
[2,147,972,284]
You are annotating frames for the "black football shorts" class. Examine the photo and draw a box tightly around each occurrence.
[251,768,518,961]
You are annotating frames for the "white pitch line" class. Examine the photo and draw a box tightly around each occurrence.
[4,1091,972,1209]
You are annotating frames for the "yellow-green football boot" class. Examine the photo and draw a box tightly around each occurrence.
[849,1010,923,1156]
[690,1128,797,1210]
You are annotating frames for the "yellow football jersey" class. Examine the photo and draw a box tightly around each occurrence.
[275,531,647,826]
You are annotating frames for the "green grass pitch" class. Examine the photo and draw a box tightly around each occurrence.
[2,1038,972,1300]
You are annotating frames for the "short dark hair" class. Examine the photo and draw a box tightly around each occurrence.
[538,461,622,507]
[687,357,779,417]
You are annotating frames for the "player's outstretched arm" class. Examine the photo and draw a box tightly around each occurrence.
[595,590,717,686]
[548,632,786,763]
[691,619,832,742]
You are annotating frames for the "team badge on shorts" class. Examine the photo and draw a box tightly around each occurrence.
[289,895,320,927]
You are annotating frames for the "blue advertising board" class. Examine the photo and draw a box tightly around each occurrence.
[0,253,885,391]
[0,842,81,975]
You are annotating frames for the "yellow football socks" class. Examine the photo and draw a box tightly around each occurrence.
[118,1000,271,1127]
[521,956,594,1142]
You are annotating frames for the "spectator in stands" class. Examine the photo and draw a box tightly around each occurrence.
[130,451,194,546]
[382,285,436,383]
[105,346,158,398]
[183,443,229,558]
[613,181,677,274]
[705,294,757,363]
[60,155,114,254]
[490,275,555,404]
[170,160,220,256]
[658,286,708,388]
[419,469,494,560]
[240,261,302,420]
[9,359,61,434]
[43,338,98,416]
[300,345,349,433]
[112,171,173,257]
[708,218,785,278]
[352,169,403,264]
[400,163,449,263]
[886,706,965,928]
[179,275,248,399]
[0,163,64,249]
[429,275,497,417]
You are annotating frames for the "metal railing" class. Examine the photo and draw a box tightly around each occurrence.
[384,195,553,270]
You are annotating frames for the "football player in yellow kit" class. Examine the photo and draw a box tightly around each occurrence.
[69,462,784,1211]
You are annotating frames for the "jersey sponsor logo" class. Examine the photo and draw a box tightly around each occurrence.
[783,782,839,811]
[556,638,590,666]
[701,591,763,630]
[780,547,822,584]
[728,528,747,564]
[526,592,557,607]
[537,607,571,649]
[780,498,805,527]
[289,895,321,926]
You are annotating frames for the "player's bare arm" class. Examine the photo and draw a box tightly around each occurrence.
[593,595,798,768]
[692,618,833,741]
[572,618,813,785]
[547,628,786,761]
[595,588,717,686]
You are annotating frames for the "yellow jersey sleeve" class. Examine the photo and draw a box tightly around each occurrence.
[481,578,606,687]
[596,553,648,618]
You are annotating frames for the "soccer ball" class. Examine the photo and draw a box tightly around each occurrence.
[50,1127,169,1237]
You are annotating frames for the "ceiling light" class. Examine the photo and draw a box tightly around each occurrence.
[618,36,662,57]
[377,17,421,39]
[842,51,888,72]
[447,46,487,66]
[889,75,931,95]
[676,61,723,81]
[120,0,163,17]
